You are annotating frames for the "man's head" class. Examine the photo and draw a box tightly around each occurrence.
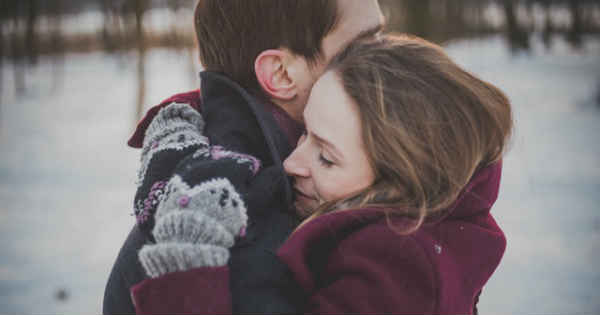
[194,0,384,122]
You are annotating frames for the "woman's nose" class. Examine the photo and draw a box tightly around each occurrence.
[284,146,310,178]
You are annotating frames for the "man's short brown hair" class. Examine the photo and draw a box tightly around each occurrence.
[194,0,339,94]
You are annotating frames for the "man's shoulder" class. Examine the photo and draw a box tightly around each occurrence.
[128,89,202,148]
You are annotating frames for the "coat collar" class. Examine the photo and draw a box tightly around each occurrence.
[201,71,298,206]
[199,71,299,165]
[428,161,503,223]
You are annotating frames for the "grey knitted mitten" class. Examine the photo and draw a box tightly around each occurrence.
[139,176,248,278]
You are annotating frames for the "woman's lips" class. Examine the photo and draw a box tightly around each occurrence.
[294,187,317,201]
[293,187,318,217]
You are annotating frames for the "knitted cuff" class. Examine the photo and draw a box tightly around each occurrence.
[157,176,248,238]
[153,211,235,248]
[143,102,205,150]
[139,243,229,278]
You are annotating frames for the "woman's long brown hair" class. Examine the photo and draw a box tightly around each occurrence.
[309,35,513,234]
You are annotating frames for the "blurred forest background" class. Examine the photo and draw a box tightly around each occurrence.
[2,0,599,113]
[1,0,599,314]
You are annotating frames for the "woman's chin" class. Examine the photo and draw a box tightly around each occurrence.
[293,199,318,218]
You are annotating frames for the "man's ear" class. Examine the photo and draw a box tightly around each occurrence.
[255,49,297,101]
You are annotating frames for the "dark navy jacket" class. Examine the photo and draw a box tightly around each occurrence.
[102,71,302,314]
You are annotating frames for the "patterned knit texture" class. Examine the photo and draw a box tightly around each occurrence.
[132,101,265,277]
[138,177,248,278]
[133,102,263,231]
[133,102,209,229]
[138,102,208,187]
[155,177,247,245]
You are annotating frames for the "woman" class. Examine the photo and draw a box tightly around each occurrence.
[132,35,513,314]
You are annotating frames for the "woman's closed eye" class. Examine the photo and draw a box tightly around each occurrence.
[318,152,334,168]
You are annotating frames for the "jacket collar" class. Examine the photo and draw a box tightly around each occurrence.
[199,71,297,205]
[199,71,295,164]
[286,161,504,241]
[428,161,503,224]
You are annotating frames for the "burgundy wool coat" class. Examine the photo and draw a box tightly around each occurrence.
[131,161,506,314]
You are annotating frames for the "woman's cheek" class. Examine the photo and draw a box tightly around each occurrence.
[313,172,342,202]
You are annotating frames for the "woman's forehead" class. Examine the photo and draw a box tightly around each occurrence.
[304,73,347,131]
[304,73,363,154]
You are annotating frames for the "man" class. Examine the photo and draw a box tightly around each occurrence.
[103,1,384,313]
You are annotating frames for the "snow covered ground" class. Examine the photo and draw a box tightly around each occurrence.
[0,35,598,314]
[446,35,600,314]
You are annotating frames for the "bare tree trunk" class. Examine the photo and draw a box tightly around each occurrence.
[0,1,5,109]
[187,45,198,89]
[101,0,114,51]
[566,0,582,48]
[50,0,65,93]
[135,0,148,122]
[503,0,530,51]
[404,0,431,39]
[11,7,25,96]
[25,0,38,65]
[136,49,146,122]
[541,2,554,48]
[101,0,123,52]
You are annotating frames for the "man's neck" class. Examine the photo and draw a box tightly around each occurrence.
[262,100,304,150]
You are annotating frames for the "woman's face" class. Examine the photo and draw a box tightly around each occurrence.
[283,71,376,217]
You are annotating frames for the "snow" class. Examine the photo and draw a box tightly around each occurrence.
[0,48,200,314]
[445,35,600,314]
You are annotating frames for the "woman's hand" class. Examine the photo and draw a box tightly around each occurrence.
[137,127,263,278]
[139,176,247,278]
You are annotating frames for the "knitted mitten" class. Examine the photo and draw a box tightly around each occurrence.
[137,125,263,278]
[133,100,272,277]
[138,177,247,278]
